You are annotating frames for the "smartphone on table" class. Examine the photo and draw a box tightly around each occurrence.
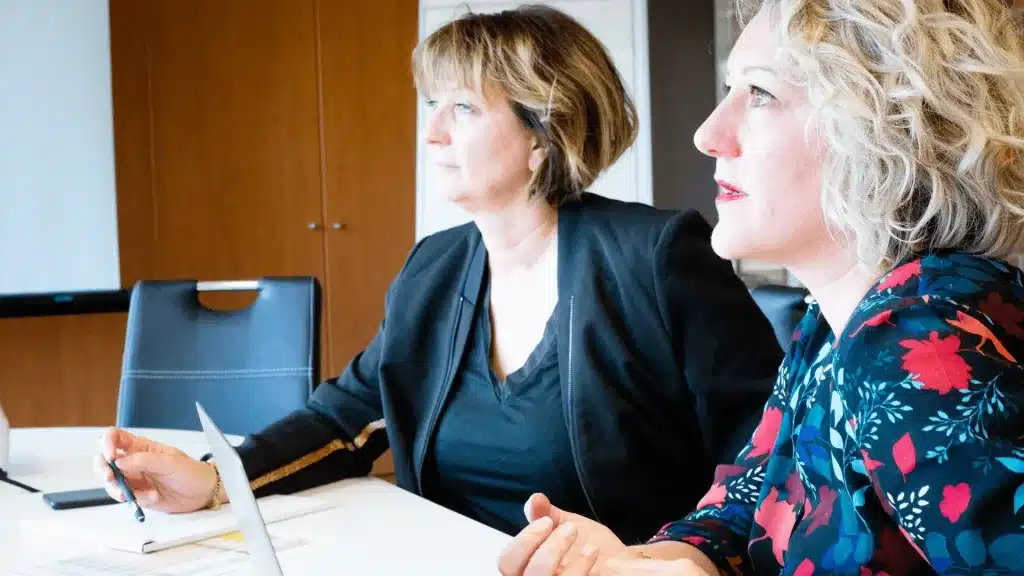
[42,487,117,510]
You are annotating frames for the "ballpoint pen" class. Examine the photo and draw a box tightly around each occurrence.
[107,459,146,523]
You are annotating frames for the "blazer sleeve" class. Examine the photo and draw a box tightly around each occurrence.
[234,242,422,497]
[653,211,784,464]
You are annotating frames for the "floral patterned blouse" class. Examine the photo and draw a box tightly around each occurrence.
[650,252,1024,575]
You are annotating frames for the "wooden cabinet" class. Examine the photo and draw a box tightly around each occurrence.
[112,0,418,380]
[318,0,419,376]
[415,0,653,239]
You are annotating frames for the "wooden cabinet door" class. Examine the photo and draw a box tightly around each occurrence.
[123,0,327,286]
[317,0,418,377]
[113,0,331,375]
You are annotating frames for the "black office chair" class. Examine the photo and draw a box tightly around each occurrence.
[116,277,321,437]
[750,284,811,350]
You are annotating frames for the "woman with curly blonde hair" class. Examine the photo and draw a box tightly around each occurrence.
[499,0,1024,574]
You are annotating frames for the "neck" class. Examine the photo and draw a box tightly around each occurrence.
[788,247,881,337]
[473,195,558,274]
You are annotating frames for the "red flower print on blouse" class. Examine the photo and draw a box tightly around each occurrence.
[849,310,895,338]
[861,449,884,472]
[803,486,837,535]
[751,487,798,565]
[697,483,727,509]
[978,292,1024,340]
[899,332,972,394]
[893,433,917,480]
[939,483,971,523]
[877,261,921,292]
[748,407,783,460]
[794,559,815,576]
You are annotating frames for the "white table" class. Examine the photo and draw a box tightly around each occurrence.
[0,427,511,574]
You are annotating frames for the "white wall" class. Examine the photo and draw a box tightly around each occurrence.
[0,0,120,296]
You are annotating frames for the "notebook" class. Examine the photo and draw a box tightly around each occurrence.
[21,477,332,554]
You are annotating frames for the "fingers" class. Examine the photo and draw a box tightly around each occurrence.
[561,546,599,576]
[524,493,567,526]
[93,453,125,502]
[134,489,161,508]
[102,480,126,503]
[99,427,152,460]
[96,452,153,500]
[523,522,579,576]
[498,517,555,576]
[524,493,549,523]
[92,453,115,484]
[115,451,179,478]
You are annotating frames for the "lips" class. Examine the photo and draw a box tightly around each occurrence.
[715,179,748,202]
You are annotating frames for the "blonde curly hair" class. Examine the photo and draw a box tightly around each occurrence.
[737,0,1024,271]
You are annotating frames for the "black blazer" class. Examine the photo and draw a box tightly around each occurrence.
[236,194,783,544]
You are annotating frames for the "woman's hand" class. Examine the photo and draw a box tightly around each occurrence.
[93,427,221,513]
[498,493,628,575]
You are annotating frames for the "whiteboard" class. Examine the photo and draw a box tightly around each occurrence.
[0,0,120,296]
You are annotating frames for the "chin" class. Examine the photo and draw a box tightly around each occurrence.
[710,224,753,261]
[437,184,470,204]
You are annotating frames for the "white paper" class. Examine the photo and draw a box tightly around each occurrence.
[0,403,8,471]
[4,532,314,575]
[20,494,332,554]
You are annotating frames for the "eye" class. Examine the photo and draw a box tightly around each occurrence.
[748,85,776,107]
[454,102,475,114]
[424,99,438,110]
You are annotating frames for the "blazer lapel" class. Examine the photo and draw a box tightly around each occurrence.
[414,235,487,490]
[557,197,583,424]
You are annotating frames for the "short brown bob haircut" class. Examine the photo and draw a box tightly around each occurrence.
[412,5,638,205]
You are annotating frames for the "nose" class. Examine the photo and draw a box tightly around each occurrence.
[422,106,450,147]
[693,101,740,159]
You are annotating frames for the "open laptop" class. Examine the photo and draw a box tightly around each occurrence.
[196,402,284,576]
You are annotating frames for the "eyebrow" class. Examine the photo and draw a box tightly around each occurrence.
[740,65,778,76]
[721,64,780,82]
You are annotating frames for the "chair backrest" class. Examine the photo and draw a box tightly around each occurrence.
[749,284,811,350]
[116,277,320,437]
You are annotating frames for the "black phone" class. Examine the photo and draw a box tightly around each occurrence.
[42,487,118,510]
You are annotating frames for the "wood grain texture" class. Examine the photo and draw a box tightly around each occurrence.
[317,0,419,376]
[143,0,326,285]
[317,0,419,476]
[0,314,126,427]
[110,0,156,286]
[117,0,333,376]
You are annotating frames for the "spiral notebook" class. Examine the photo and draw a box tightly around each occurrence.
[20,489,331,554]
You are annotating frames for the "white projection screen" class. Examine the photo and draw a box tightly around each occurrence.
[0,0,120,297]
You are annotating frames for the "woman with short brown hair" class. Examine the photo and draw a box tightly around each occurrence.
[95,5,782,545]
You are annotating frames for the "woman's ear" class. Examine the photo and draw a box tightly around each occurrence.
[528,138,547,173]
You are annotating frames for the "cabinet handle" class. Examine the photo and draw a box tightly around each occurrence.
[331,222,346,230]
[307,222,321,230]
